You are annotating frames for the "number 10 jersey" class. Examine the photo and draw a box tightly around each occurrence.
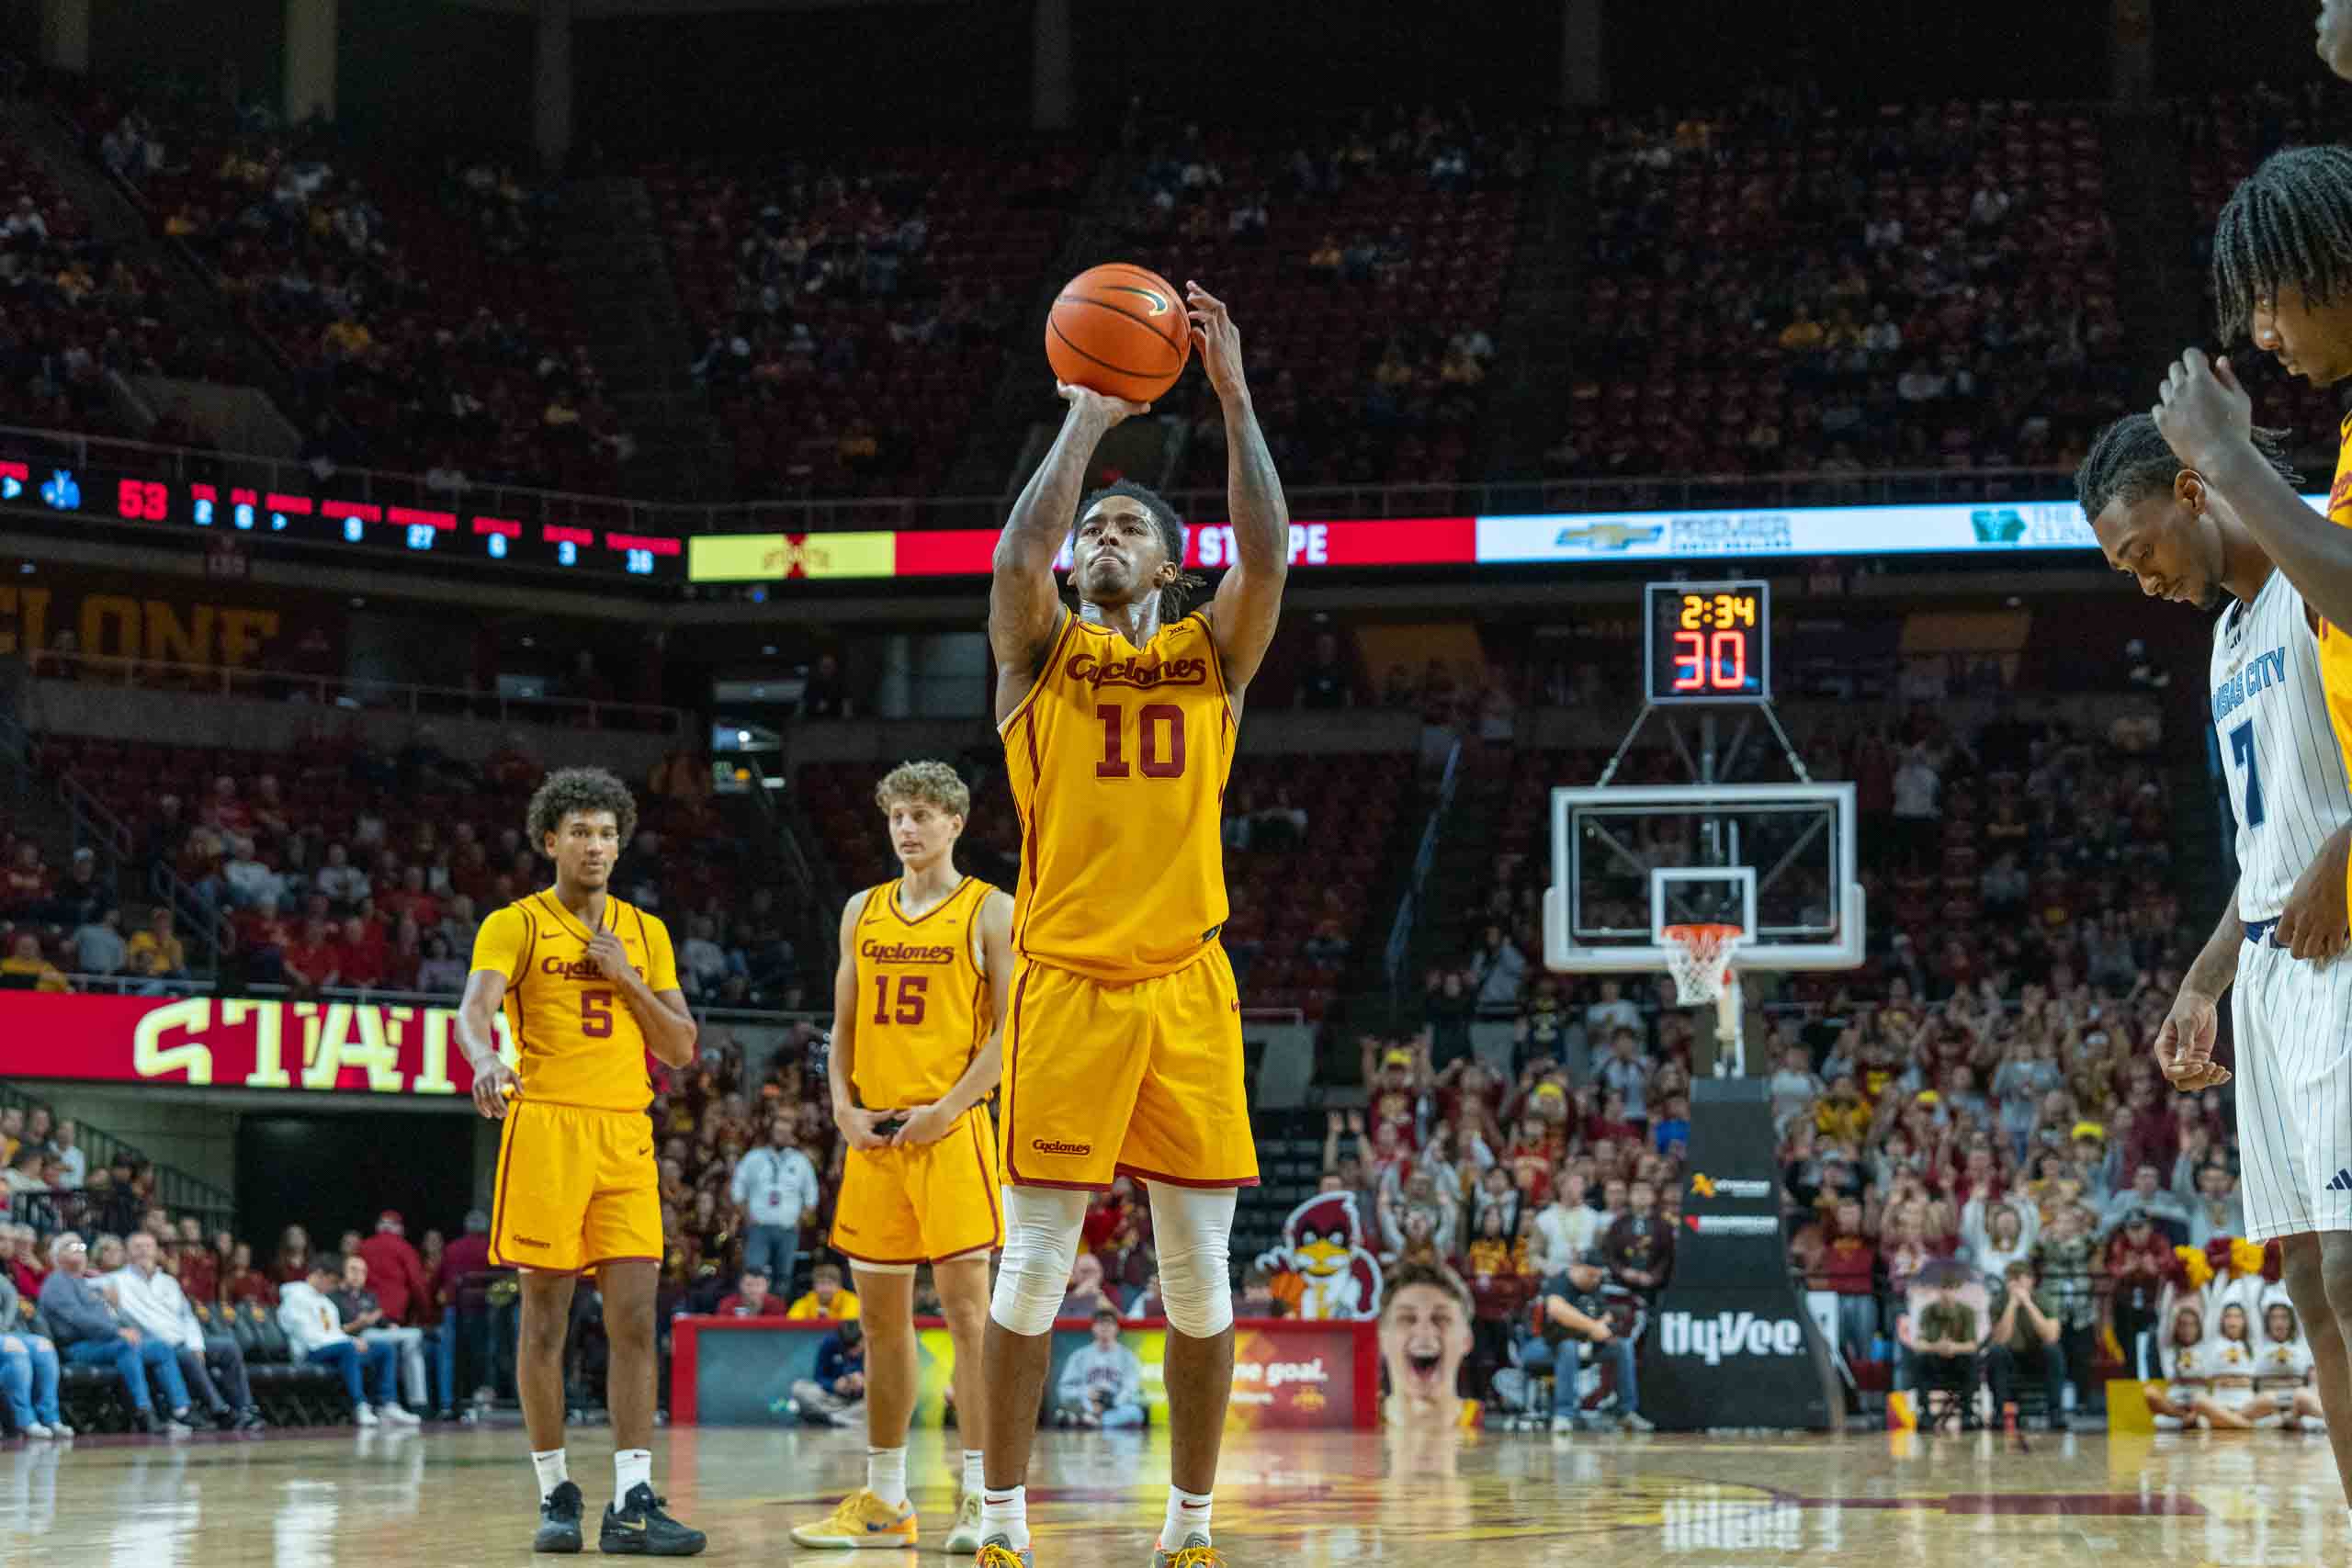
[1001,610,1237,984]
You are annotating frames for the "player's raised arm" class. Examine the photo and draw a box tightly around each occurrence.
[1188,282,1289,696]
[990,383,1148,716]
[2154,350,2352,629]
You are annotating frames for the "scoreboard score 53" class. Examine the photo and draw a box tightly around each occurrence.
[1644,579,1769,704]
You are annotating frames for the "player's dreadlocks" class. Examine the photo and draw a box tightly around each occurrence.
[2212,144,2352,343]
[1075,479,1206,623]
[526,766,639,851]
[2074,411,2302,523]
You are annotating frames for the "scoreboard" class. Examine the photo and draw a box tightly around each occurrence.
[1644,579,1769,705]
[0,456,685,582]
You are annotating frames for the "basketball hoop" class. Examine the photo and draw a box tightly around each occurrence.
[1661,922,1745,1007]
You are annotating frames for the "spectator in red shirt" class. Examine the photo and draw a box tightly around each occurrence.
[435,1209,502,1413]
[384,865,442,929]
[2,842,51,916]
[282,917,342,996]
[356,1211,431,1326]
[714,1266,790,1318]
[174,1217,220,1309]
[1813,1198,1880,1359]
[203,775,252,837]
[270,1224,312,1284]
[223,1242,278,1307]
[337,915,386,988]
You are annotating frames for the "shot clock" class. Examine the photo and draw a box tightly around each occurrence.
[1644,579,1769,704]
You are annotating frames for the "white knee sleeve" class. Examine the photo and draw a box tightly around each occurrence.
[1148,1183,1236,1338]
[990,1185,1087,1335]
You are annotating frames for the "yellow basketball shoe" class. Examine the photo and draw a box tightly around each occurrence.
[974,1540,1033,1568]
[1153,1534,1226,1568]
[790,1489,919,1550]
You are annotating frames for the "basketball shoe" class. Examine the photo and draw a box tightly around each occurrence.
[790,1489,919,1549]
[943,1490,987,1553]
[599,1483,707,1556]
[1153,1532,1226,1568]
[975,1537,1034,1568]
[535,1480,584,1554]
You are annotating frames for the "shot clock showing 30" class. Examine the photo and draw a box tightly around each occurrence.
[1645,579,1770,704]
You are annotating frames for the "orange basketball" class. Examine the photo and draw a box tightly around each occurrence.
[1045,263,1191,405]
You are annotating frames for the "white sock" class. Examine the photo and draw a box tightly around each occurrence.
[867,1446,909,1509]
[1159,1486,1212,1551]
[962,1450,986,1496]
[614,1448,651,1512]
[532,1449,568,1505]
[979,1484,1028,1550]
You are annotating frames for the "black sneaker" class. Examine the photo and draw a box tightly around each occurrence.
[537,1480,586,1555]
[600,1483,706,1556]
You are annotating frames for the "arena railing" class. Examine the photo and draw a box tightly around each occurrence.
[0,421,2079,536]
[23,648,691,735]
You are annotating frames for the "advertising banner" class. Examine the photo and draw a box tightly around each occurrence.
[1639,1079,1842,1430]
[0,993,514,1100]
[675,1317,1373,1428]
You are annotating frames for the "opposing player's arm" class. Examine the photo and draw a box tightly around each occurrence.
[892,890,1014,1147]
[991,388,1142,716]
[1189,283,1289,696]
[596,918,695,1067]
[2276,822,2352,962]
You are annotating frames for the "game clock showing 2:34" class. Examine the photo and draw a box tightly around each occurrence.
[1643,579,1769,705]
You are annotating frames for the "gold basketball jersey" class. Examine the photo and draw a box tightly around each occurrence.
[1001,611,1236,983]
[849,874,994,1109]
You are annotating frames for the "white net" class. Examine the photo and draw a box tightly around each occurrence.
[1662,923,1744,1006]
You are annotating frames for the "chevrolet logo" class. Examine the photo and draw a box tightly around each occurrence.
[1552,521,1663,552]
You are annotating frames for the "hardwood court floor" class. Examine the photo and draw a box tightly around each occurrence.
[2,1420,2346,1565]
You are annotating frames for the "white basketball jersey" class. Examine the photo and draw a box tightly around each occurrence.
[2212,570,2352,921]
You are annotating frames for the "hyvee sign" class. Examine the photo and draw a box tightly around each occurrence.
[0,994,518,1100]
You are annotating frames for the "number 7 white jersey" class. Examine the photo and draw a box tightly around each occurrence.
[2212,569,2352,921]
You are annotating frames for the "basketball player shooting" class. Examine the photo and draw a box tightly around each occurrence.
[976,281,1288,1568]
[2079,413,2352,1495]
[458,767,707,1557]
[793,761,1013,1554]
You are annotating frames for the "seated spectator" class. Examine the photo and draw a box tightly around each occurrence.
[1905,1280,1983,1428]
[2,1147,45,1195]
[277,1254,413,1427]
[48,846,115,929]
[107,1231,259,1430]
[126,908,188,985]
[314,842,370,909]
[1601,1179,1673,1299]
[785,1261,861,1321]
[715,1267,789,1318]
[282,916,342,995]
[1054,1306,1147,1428]
[2099,1164,2190,1240]
[334,1254,426,1414]
[787,1317,865,1427]
[415,934,466,995]
[223,1242,278,1308]
[37,1232,198,1435]
[1058,1253,1114,1318]
[0,1257,66,1438]
[1521,1250,1648,1433]
[0,933,69,993]
[73,908,127,980]
[1981,1258,2068,1431]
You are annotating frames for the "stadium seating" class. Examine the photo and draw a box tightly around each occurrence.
[1561,99,2122,484]
[650,145,1087,498]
